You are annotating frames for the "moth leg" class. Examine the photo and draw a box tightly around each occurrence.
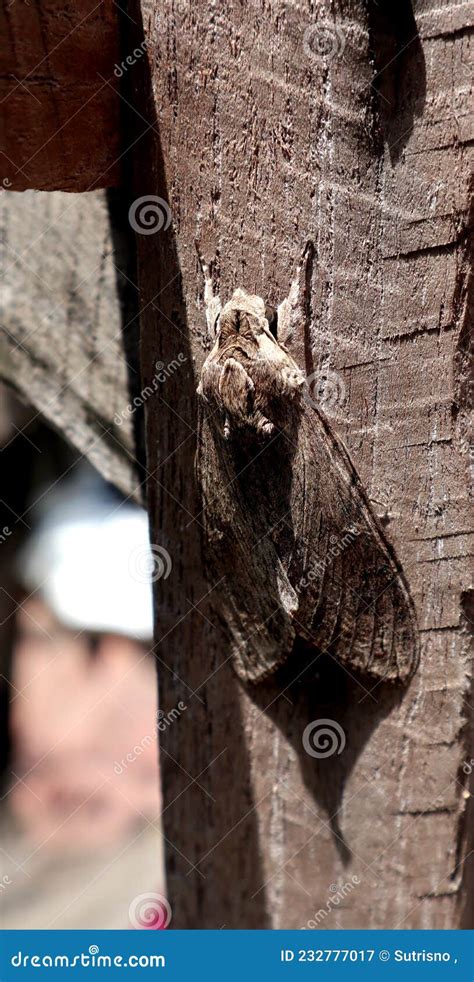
[277,240,315,356]
[252,413,275,438]
[368,495,391,527]
[195,242,222,341]
[264,305,278,339]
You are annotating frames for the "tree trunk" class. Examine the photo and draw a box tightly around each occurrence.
[133,0,473,928]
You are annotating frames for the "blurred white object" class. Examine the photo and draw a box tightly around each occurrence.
[18,465,154,640]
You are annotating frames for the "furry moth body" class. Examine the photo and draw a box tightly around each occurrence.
[196,274,419,685]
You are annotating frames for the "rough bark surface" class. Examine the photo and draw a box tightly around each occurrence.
[0,0,121,191]
[133,0,473,928]
[0,189,142,500]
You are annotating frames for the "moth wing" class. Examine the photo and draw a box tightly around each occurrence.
[197,401,418,685]
[196,414,298,682]
[284,406,419,682]
[197,254,418,685]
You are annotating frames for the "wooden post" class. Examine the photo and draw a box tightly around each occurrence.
[1,0,472,929]
[133,0,473,928]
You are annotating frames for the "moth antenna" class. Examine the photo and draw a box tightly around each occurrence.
[301,239,316,379]
[277,239,316,364]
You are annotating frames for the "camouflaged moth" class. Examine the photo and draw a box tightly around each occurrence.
[196,248,419,685]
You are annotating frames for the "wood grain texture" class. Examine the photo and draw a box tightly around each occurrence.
[0,0,121,191]
[0,189,142,499]
[134,0,473,927]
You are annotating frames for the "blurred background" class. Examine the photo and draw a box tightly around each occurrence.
[0,189,164,928]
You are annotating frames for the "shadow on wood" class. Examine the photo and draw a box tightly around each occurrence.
[248,651,406,866]
[368,0,426,163]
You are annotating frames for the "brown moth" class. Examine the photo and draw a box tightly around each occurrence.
[196,253,419,685]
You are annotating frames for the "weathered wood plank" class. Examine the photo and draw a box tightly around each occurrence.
[0,189,142,500]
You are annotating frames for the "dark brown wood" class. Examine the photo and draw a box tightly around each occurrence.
[134,0,473,928]
[0,0,121,191]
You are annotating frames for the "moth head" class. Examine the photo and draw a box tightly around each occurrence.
[215,289,271,343]
[200,288,305,438]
